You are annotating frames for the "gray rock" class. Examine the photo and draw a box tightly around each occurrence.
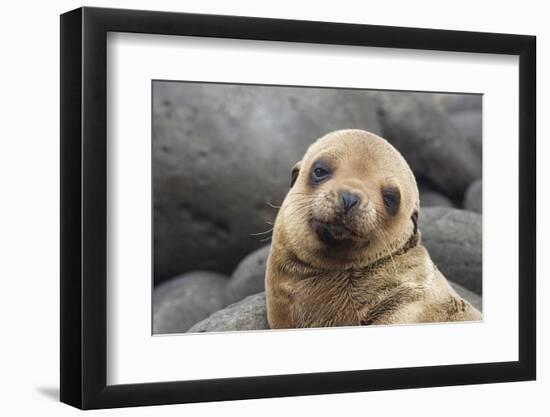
[373,91,482,199]
[153,82,382,282]
[189,292,269,333]
[225,245,271,305]
[449,281,482,312]
[420,189,455,208]
[420,207,482,294]
[463,179,482,213]
[438,94,482,114]
[450,110,482,155]
[153,271,228,334]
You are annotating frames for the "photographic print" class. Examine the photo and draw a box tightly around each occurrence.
[152,81,483,334]
[60,7,535,408]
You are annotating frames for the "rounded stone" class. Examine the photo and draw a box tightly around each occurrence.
[372,91,482,199]
[188,292,269,333]
[438,94,482,114]
[463,179,482,213]
[420,189,455,208]
[450,110,482,156]
[153,271,228,334]
[420,207,482,294]
[225,245,271,305]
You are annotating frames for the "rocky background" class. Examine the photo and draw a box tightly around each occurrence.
[152,82,482,334]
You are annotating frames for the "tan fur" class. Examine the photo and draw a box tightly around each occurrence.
[266,129,481,329]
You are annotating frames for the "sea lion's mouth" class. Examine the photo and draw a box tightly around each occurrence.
[310,219,368,248]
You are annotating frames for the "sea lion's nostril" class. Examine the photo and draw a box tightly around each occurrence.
[341,191,360,214]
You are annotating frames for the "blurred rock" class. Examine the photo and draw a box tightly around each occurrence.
[449,281,482,312]
[373,92,482,199]
[420,207,482,294]
[153,271,228,334]
[153,82,382,282]
[463,179,482,213]
[225,245,270,305]
[420,189,455,208]
[438,94,482,114]
[450,110,482,155]
[188,293,269,332]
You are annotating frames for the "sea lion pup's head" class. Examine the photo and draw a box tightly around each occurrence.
[274,129,420,270]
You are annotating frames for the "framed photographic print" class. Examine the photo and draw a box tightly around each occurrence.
[60,6,536,409]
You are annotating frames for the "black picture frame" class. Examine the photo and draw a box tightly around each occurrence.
[60,6,536,410]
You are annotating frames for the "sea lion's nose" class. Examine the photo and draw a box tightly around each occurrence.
[340,191,360,214]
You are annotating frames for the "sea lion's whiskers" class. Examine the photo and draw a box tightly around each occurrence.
[266,196,311,216]
[285,195,312,205]
[282,196,314,212]
[266,193,311,209]
[285,203,314,219]
[249,228,273,236]
[281,202,312,217]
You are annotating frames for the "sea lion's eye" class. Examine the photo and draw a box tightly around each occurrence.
[310,161,331,184]
[314,167,328,178]
[381,186,401,216]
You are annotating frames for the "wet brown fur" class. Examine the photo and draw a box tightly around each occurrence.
[265,129,481,329]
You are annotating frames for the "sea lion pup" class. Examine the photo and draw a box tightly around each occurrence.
[265,129,481,329]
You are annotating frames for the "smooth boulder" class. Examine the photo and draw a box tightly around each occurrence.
[189,292,269,333]
[225,245,271,305]
[420,207,482,294]
[420,189,455,208]
[153,271,228,334]
[373,91,482,199]
[450,111,482,155]
[463,179,482,213]
[438,94,482,114]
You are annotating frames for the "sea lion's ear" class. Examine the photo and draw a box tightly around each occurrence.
[411,210,419,236]
[290,161,302,188]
